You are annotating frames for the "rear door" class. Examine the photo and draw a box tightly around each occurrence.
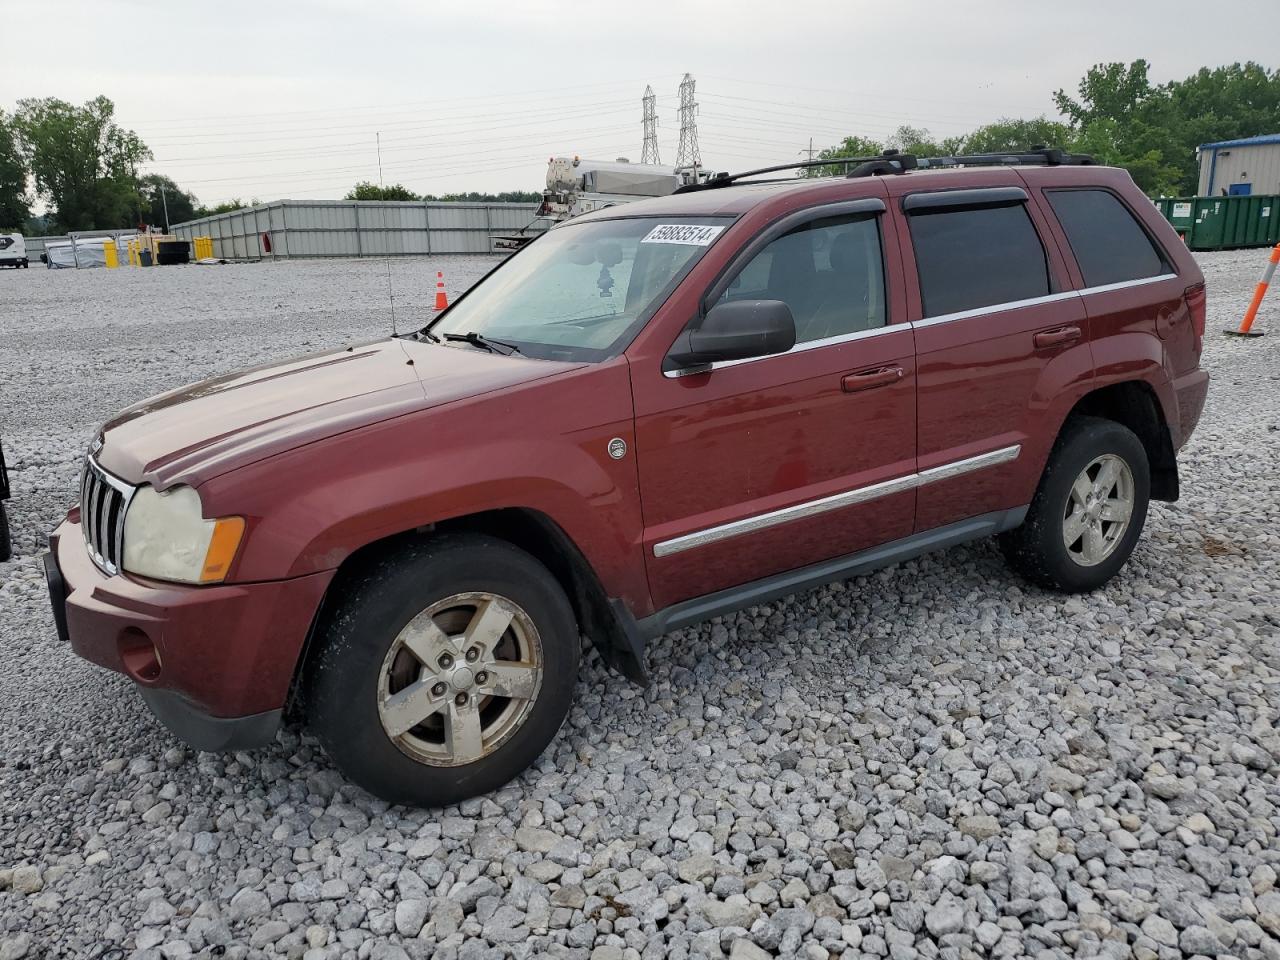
[890,180,1092,532]
[1037,185,1191,386]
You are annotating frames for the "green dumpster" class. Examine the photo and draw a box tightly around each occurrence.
[1158,194,1280,251]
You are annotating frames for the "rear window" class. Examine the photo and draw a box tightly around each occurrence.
[907,203,1050,318]
[1047,189,1167,288]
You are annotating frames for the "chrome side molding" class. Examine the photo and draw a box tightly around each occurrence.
[652,444,1021,557]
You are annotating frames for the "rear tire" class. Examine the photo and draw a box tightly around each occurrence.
[999,416,1149,592]
[307,534,579,807]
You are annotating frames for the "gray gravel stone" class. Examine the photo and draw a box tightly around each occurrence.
[2,252,1279,959]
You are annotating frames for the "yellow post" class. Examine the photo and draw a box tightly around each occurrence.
[103,240,119,269]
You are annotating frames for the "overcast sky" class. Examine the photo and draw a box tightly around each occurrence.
[4,0,1278,207]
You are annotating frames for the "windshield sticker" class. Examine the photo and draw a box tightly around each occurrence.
[641,224,725,246]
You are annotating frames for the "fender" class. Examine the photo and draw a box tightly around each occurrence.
[197,360,653,614]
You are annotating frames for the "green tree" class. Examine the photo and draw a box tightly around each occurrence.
[811,135,884,176]
[345,181,419,201]
[0,111,30,231]
[13,95,151,231]
[887,125,952,156]
[961,117,1077,154]
[421,190,541,202]
[139,174,198,229]
[1054,60,1157,128]
[193,198,259,218]
[1052,61,1184,194]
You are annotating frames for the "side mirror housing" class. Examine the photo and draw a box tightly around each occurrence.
[668,299,796,369]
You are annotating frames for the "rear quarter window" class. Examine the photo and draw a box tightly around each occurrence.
[907,203,1050,318]
[1046,189,1167,288]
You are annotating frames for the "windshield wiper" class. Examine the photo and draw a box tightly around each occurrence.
[443,331,523,356]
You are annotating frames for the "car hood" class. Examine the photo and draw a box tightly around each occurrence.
[96,338,577,488]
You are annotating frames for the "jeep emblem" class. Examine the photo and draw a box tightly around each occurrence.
[607,438,627,460]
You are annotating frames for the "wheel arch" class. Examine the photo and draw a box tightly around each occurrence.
[283,507,646,718]
[1061,379,1178,501]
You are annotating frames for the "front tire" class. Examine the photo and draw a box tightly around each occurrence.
[999,416,1150,592]
[307,534,579,807]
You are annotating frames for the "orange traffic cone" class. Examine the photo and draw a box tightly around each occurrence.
[1226,242,1278,338]
[434,271,449,311]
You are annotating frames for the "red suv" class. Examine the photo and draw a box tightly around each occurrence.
[45,151,1208,806]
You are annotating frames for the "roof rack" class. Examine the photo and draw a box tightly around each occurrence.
[675,147,1095,193]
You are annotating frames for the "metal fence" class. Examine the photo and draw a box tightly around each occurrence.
[23,230,137,261]
[171,200,546,260]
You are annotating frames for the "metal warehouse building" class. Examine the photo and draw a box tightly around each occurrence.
[170,199,544,260]
[1198,134,1280,197]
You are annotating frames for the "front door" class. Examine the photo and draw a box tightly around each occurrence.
[630,202,917,611]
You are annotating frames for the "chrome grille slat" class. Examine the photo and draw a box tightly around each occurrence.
[95,477,110,563]
[80,455,137,576]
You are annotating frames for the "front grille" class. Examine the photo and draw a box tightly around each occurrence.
[81,456,136,576]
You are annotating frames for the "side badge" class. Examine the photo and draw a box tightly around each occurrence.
[607,438,627,460]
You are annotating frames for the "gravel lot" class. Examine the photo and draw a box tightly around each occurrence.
[1,253,1278,960]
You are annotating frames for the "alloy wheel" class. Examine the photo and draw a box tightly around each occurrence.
[1062,454,1135,567]
[377,592,543,767]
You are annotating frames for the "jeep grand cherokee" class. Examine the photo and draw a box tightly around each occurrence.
[46,150,1209,806]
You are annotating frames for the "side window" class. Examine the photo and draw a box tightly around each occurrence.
[907,203,1050,318]
[715,214,886,344]
[1047,189,1167,287]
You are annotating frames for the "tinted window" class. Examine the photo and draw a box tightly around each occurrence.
[717,214,885,344]
[908,203,1049,317]
[1047,189,1166,287]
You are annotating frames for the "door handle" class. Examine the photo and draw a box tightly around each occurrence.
[841,366,904,393]
[1033,325,1082,349]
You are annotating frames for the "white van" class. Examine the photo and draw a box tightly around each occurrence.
[0,234,28,268]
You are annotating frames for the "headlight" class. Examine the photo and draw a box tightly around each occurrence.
[122,485,245,584]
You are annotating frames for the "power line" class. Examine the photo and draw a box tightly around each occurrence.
[143,98,642,146]
[125,76,682,126]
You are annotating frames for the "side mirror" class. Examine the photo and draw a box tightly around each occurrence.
[668,299,796,369]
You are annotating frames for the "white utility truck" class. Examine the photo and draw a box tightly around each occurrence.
[493,157,703,250]
[0,234,27,268]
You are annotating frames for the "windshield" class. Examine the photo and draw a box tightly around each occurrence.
[426,216,731,362]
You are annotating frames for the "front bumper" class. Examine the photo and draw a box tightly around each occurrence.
[46,516,333,750]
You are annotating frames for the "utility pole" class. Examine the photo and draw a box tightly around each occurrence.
[675,73,701,174]
[641,85,660,165]
[160,182,171,233]
[799,138,817,177]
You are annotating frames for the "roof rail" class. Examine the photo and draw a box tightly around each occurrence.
[675,156,885,193]
[674,147,1094,193]
[910,147,1095,171]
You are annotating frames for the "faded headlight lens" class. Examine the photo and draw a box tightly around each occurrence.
[122,485,244,584]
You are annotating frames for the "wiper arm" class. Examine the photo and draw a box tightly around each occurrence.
[443,331,523,356]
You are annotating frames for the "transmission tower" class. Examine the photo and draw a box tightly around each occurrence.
[674,73,701,169]
[641,85,660,165]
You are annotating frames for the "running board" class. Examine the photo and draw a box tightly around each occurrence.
[632,507,1028,641]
